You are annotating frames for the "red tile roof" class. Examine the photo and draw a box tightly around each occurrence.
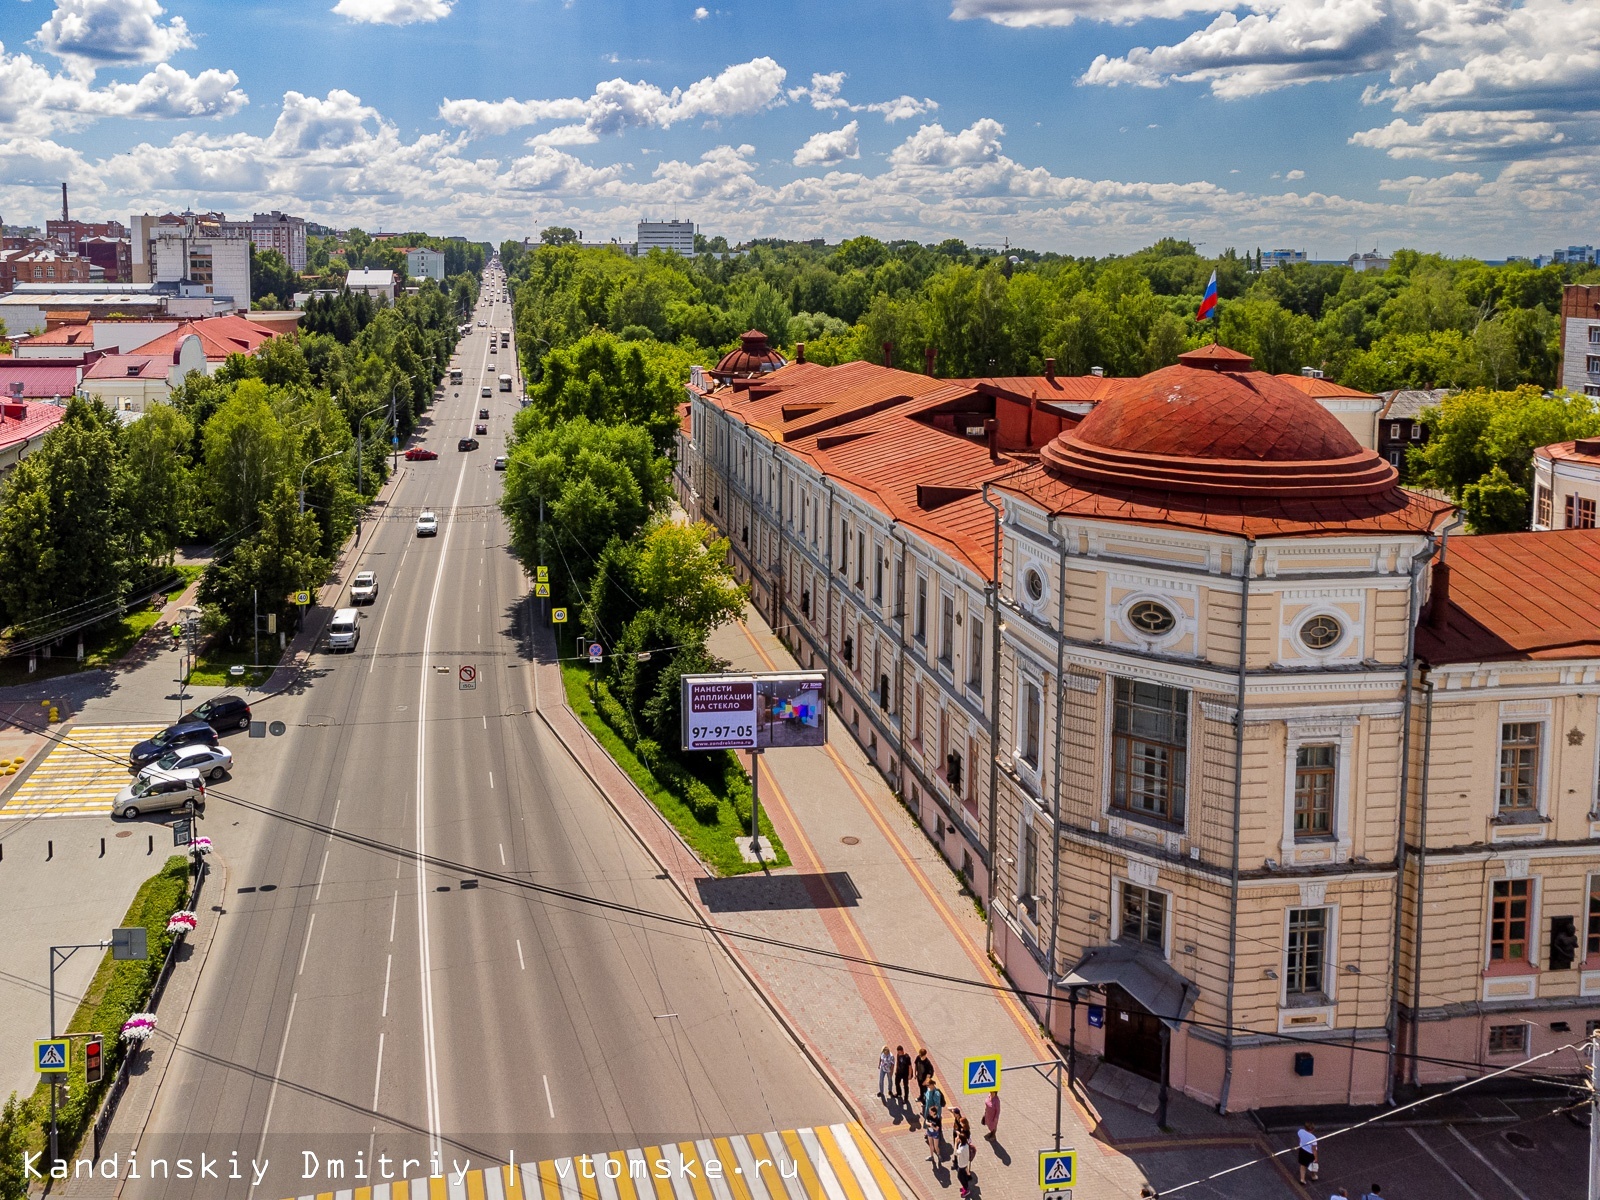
[1417,530,1600,664]
[125,315,278,361]
[24,323,94,347]
[83,354,168,380]
[1535,439,1600,464]
[0,400,67,454]
[1274,375,1381,401]
[0,359,80,399]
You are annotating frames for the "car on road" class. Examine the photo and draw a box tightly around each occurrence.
[480,386,491,398]
[487,363,495,372]
[494,455,507,470]
[183,694,252,732]
[326,607,361,652]
[137,743,233,783]
[416,511,438,536]
[404,446,437,461]
[113,767,205,819]
[349,571,378,604]
[477,319,486,327]
[475,423,487,435]
[458,436,479,450]
[478,408,489,419]
[129,721,219,769]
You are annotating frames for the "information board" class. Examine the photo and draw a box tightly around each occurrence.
[681,672,827,751]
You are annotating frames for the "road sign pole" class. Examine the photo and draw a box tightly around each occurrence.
[750,748,762,861]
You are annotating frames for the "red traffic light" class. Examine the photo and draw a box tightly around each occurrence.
[84,1038,103,1084]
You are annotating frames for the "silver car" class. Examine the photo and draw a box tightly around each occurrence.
[137,743,233,783]
[113,767,205,819]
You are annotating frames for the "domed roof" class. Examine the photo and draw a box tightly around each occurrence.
[1039,347,1397,498]
[713,329,787,380]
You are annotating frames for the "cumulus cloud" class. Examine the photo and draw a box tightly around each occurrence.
[331,0,454,24]
[789,71,850,110]
[1285,168,1305,180]
[794,120,860,165]
[865,95,939,121]
[889,118,1005,167]
[693,6,709,17]
[440,57,785,142]
[0,42,245,135]
[950,0,1231,27]
[34,0,194,72]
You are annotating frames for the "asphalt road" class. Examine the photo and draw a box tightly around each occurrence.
[128,268,842,1199]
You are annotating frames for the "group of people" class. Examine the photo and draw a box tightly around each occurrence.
[878,1045,999,1197]
[1297,1123,1386,1200]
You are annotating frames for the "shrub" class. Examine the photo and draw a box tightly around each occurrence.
[685,780,722,824]
[594,689,637,742]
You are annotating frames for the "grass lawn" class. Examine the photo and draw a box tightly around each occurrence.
[188,638,285,688]
[561,662,788,876]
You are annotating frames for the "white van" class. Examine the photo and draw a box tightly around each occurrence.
[327,608,360,652]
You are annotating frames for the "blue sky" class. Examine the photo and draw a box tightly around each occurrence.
[1,0,1593,256]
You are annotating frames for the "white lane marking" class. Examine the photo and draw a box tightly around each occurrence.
[371,1031,385,1113]
[498,842,505,866]
[389,889,399,941]
[370,594,395,675]
[297,913,316,976]
[313,848,329,900]
[517,939,525,971]
[247,991,297,1198]
[543,1074,554,1119]
[381,953,392,1016]
[489,770,494,789]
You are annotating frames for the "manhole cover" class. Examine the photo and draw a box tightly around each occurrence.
[1503,1131,1535,1151]
[840,836,860,845]
[115,831,132,838]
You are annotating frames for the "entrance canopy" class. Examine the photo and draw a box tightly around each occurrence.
[1059,943,1198,1031]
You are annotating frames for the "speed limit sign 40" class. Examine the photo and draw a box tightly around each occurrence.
[458,664,477,691]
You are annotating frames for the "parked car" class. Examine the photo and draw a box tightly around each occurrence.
[475,423,487,435]
[326,607,361,652]
[404,447,438,461]
[183,694,252,732]
[129,721,218,769]
[478,408,489,419]
[349,571,378,604]
[494,455,507,471]
[416,511,438,536]
[459,436,479,450]
[137,743,233,783]
[114,768,205,819]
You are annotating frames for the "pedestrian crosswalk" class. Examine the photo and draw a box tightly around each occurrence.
[281,1122,907,1200]
[0,725,161,819]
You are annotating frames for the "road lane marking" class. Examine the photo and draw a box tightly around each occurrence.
[382,953,392,1017]
[249,990,297,1199]
[369,595,394,674]
[498,843,505,866]
[313,848,329,900]
[1408,1128,1484,1200]
[1448,1126,1531,1200]
[389,889,399,941]
[1,724,163,818]
[489,770,494,789]
[517,939,526,971]
[543,1074,553,1119]
[372,1031,385,1113]
[296,913,315,976]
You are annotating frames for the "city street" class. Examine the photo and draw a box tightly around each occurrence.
[125,276,844,1199]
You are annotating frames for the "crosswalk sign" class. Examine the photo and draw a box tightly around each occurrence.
[963,1055,1001,1093]
[536,567,549,582]
[534,582,550,598]
[1038,1149,1077,1191]
[35,1039,69,1073]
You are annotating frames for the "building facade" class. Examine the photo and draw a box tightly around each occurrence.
[345,269,395,303]
[404,247,445,280]
[248,211,308,273]
[1560,284,1600,398]
[132,214,251,311]
[1376,388,1445,473]
[1532,439,1600,530]
[637,220,696,256]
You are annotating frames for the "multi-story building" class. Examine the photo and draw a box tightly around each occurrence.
[1347,250,1392,273]
[1552,246,1597,266]
[247,211,308,273]
[344,269,395,304]
[131,213,251,311]
[403,247,445,280]
[637,219,696,257]
[2,247,91,288]
[1559,284,1600,398]
[1259,249,1307,269]
[1376,388,1446,472]
[686,337,1600,1113]
[1532,438,1600,530]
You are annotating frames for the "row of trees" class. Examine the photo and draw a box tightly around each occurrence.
[500,236,1596,392]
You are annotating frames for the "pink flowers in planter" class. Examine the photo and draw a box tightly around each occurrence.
[120,1013,156,1043]
[166,910,197,935]
[191,836,212,855]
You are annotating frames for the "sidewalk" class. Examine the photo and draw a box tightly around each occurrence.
[534,603,1305,1200]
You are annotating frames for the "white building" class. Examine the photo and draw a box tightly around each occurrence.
[1259,249,1307,269]
[344,269,395,304]
[248,211,308,273]
[131,214,251,312]
[404,247,445,280]
[636,219,696,256]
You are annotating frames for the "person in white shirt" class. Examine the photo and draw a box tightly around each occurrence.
[1296,1123,1318,1184]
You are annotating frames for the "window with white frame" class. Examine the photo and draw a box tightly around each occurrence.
[1018,679,1041,769]
[1293,745,1335,839]
[1119,883,1166,952]
[1111,679,1188,824]
[968,616,984,690]
[1587,874,1600,961]
[1490,878,1531,965]
[873,545,883,602]
[1285,907,1329,1001]
[855,532,865,589]
[939,593,954,666]
[1497,723,1541,813]
[1488,1024,1528,1055]
[839,519,849,572]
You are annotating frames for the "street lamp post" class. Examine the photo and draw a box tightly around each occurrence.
[390,374,415,472]
[353,401,388,497]
[298,450,347,515]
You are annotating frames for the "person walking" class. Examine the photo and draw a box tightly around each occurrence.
[1296,1123,1318,1186]
[894,1046,912,1103]
[1329,1189,1348,1200]
[923,1078,946,1162]
[878,1046,894,1100]
[1359,1187,1382,1200]
[981,1090,1000,1139]
[951,1129,974,1197]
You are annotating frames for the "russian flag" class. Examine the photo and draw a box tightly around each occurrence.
[1196,269,1219,321]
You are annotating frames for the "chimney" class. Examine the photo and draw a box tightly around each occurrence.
[795,342,805,364]
[61,182,68,226]
[1044,357,1055,382]
[924,346,937,376]
[985,418,999,463]
[1090,366,1105,378]
[1427,561,1450,630]
[882,341,894,368]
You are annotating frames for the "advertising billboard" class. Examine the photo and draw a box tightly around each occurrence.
[681,672,827,751]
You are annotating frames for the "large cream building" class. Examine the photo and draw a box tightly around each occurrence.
[683,336,1600,1112]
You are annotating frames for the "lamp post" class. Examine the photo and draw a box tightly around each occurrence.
[390,374,415,472]
[353,401,388,496]
[298,450,346,515]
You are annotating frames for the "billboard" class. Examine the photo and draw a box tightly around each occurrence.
[681,671,827,751]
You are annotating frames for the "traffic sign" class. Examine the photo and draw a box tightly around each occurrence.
[35,1039,69,1074]
[1039,1149,1077,1191]
[963,1055,1001,1093]
[289,590,310,605]
[552,607,567,624]
[459,664,477,691]
[111,926,147,961]
[536,566,549,582]
[587,642,603,663]
[534,582,550,598]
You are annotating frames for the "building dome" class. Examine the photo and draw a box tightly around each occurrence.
[712,329,787,381]
[1039,347,1397,498]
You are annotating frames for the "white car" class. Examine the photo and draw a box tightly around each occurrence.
[477,319,487,327]
[350,571,378,604]
[114,768,205,819]
[138,743,233,783]
[416,511,438,537]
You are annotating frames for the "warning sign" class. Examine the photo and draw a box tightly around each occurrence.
[459,664,477,691]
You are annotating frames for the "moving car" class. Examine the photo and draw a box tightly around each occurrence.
[129,722,219,769]
[183,694,252,732]
[416,511,438,536]
[327,607,361,652]
[480,386,491,398]
[487,363,495,372]
[478,408,489,419]
[477,319,486,327]
[494,455,507,471]
[114,768,205,819]
[404,446,437,461]
[475,423,488,435]
[349,571,378,604]
[138,743,233,783]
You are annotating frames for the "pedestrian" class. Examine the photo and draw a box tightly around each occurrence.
[914,1048,934,1096]
[1329,1189,1348,1200]
[878,1045,894,1099]
[1359,1188,1382,1200]
[951,1130,974,1197]
[1296,1122,1318,1185]
[924,1078,946,1161]
[894,1045,912,1103]
[951,1106,970,1147]
[981,1090,1000,1139]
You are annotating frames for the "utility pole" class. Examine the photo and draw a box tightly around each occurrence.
[1589,1034,1598,1200]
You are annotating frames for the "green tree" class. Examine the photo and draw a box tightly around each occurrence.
[121,402,193,569]
[1220,296,1314,375]
[1461,465,1530,534]
[198,381,293,535]
[541,227,579,245]
[198,479,326,636]
[0,1092,34,1200]
[529,332,687,449]
[250,245,298,305]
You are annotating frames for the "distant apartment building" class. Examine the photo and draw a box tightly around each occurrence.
[131,213,251,311]
[1559,284,1600,398]
[247,211,308,274]
[1260,249,1307,269]
[1552,246,1597,266]
[1347,250,1391,273]
[637,219,696,256]
[2,247,91,288]
[403,247,445,280]
[1532,438,1600,531]
[344,269,395,304]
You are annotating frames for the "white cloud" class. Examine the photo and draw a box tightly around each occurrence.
[34,0,194,73]
[950,0,1232,27]
[331,0,454,25]
[440,57,785,142]
[1285,168,1305,180]
[693,5,709,17]
[503,145,625,192]
[789,71,850,110]
[794,120,860,165]
[889,118,1005,167]
[864,94,939,121]
[0,42,245,135]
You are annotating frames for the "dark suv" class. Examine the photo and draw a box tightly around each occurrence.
[183,694,252,732]
[458,437,479,451]
[129,721,220,769]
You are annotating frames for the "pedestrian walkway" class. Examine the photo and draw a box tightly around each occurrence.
[276,1122,905,1200]
[0,723,159,818]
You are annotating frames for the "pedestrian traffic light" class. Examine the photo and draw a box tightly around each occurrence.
[84,1038,103,1084]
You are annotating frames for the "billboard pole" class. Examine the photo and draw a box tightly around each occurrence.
[750,748,763,862]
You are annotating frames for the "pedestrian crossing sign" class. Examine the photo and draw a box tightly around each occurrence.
[534,582,550,597]
[963,1054,1001,1093]
[34,1039,69,1074]
[536,567,549,582]
[1038,1149,1076,1191]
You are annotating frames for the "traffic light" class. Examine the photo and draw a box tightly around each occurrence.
[84,1038,103,1084]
